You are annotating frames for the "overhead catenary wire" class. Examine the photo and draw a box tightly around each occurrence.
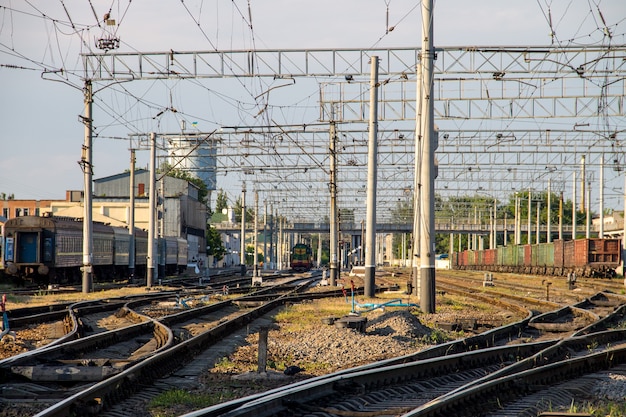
[1,1,625,221]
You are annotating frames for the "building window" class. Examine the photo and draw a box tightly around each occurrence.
[2,208,8,218]
[15,208,22,217]
[23,208,29,216]
[35,208,40,216]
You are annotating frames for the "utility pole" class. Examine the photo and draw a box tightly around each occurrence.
[536,201,541,244]
[263,200,268,270]
[364,55,379,298]
[547,179,551,243]
[599,154,604,238]
[317,232,322,268]
[129,149,136,279]
[276,208,281,270]
[240,183,246,273]
[586,180,591,238]
[622,174,626,275]
[158,176,165,279]
[412,53,422,296]
[572,172,577,240]
[419,0,436,313]
[580,155,586,211]
[81,80,94,294]
[253,190,259,279]
[528,190,532,244]
[360,220,365,265]
[513,192,520,245]
[147,132,157,287]
[329,120,339,286]
[559,191,564,240]
[270,204,274,269]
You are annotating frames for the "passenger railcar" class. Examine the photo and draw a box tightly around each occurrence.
[451,238,621,278]
[290,243,313,272]
[112,227,148,278]
[3,215,187,284]
[0,218,5,277]
[176,237,188,274]
[159,236,189,275]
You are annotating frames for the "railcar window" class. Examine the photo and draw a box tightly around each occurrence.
[43,238,53,262]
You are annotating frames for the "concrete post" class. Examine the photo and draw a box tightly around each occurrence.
[364,56,379,298]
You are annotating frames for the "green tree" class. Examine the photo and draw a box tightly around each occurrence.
[391,197,413,261]
[245,244,255,266]
[502,190,584,242]
[159,163,208,204]
[233,196,255,223]
[215,189,228,212]
[205,225,226,261]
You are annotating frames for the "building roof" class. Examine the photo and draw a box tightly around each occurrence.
[94,169,148,183]
[53,206,129,227]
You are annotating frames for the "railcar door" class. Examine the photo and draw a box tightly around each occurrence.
[17,232,39,263]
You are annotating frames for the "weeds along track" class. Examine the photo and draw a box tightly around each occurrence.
[440,269,626,302]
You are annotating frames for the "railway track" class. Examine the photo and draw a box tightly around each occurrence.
[3,270,625,416]
[177,290,626,417]
[0,270,289,360]
[1,273,349,416]
[0,292,178,359]
[440,269,626,303]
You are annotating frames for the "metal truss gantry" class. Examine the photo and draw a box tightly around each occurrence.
[83,45,626,224]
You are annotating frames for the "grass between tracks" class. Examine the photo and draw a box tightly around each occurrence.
[564,400,626,417]
[145,291,475,416]
[0,285,174,309]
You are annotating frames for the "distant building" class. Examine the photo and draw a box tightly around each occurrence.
[209,207,241,267]
[0,198,63,219]
[48,169,207,261]
[593,210,624,238]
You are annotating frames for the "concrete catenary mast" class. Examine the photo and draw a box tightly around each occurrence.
[419,0,436,313]
[364,55,379,298]
[81,80,94,294]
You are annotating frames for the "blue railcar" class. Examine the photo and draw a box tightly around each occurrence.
[3,215,186,284]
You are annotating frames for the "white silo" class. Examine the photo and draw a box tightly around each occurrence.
[167,134,217,195]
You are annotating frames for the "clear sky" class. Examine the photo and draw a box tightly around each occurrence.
[1,1,624,207]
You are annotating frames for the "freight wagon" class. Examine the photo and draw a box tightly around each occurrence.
[451,238,621,278]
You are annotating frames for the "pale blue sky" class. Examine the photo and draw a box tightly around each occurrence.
[1,1,624,207]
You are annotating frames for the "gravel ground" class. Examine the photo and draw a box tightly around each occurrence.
[3,272,625,417]
[145,302,515,417]
[225,309,450,375]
